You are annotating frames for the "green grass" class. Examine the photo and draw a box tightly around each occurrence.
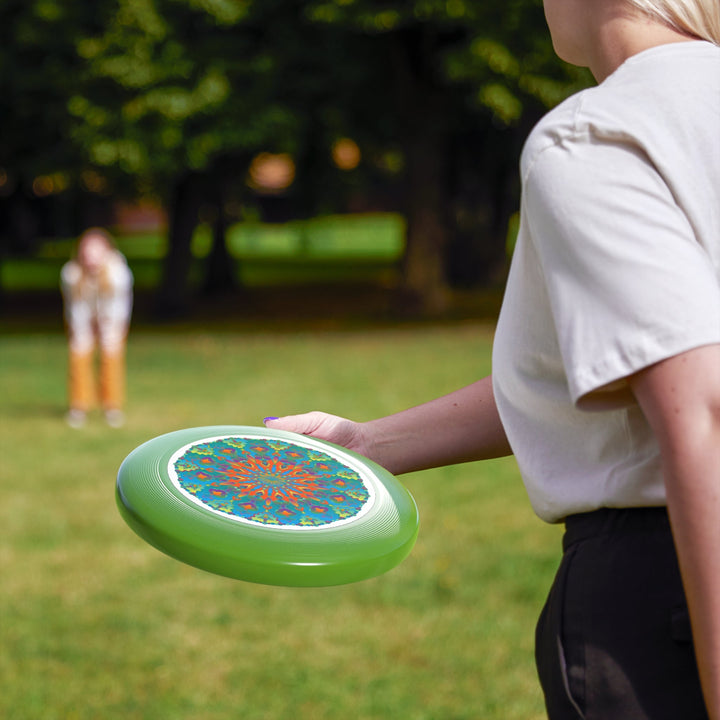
[0,324,561,719]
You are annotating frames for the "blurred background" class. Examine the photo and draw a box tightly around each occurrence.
[0,2,590,718]
[0,0,592,326]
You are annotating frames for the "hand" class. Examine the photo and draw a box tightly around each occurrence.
[264,412,371,457]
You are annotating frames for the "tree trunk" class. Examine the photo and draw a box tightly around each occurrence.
[202,182,237,296]
[392,28,451,316]
[401,128,450,314]
[445,123,521,288]
[156,172,203,319]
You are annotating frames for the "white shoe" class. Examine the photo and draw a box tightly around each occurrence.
[104,409,125,428]
[66,409,87,429]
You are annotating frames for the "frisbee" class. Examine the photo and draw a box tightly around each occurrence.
[116,425,419,587]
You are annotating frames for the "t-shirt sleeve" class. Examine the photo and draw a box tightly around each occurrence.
[524,135,720,408]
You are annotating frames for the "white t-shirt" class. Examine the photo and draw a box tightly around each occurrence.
[492,41,720,523]
[61,250,134,353]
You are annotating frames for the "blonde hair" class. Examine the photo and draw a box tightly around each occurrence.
[78,227,115,251]
[627,0,720,44]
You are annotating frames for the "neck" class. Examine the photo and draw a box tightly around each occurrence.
[589,9,697,82]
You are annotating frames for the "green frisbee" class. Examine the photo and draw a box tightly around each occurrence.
[116,426,419,587]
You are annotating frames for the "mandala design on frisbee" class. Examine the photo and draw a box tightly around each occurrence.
[169,436,374,529]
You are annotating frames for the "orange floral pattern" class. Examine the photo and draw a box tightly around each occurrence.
[171,436,370,528]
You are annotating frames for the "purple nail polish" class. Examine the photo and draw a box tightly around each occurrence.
[263,416,279,424]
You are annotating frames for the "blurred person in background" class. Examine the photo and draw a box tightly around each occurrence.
[60,227,133,428]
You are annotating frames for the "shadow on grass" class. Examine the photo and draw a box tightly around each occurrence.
[0,283,505,335]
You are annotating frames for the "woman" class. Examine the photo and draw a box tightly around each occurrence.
[61,228,133,428]
[266,1,720,717]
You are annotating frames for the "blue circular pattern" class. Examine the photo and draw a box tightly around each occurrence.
[170,436,372,528]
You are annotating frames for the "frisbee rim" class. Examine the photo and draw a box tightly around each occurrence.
[116,425,419,586]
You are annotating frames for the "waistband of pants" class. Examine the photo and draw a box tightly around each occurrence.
[563,506,670,552]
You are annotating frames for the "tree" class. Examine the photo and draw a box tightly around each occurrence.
[64,0,276,313]
[0,0,592,315]
[0,0,97,256]
[69,0,372,315]
[303,0,592,312]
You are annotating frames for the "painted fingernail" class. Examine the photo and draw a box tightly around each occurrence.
[263,416,279,424]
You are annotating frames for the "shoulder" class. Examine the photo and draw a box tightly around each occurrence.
[108,251,132,278]
[61,260,82,287]
[522,41,720,183]
[101,251,133,289]
[520,91,588,181]
[520,74,644,182]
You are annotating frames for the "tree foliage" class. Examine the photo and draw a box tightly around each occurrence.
[0,0,593,314]
[298,0,591,310]
[0,0,99,250]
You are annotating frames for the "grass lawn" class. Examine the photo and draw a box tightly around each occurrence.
[0,322,561,719]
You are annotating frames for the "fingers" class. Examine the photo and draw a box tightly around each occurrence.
[263,411,329,437]
[263,411,362,450]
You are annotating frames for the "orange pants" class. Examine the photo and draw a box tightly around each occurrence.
[68,345,126,412]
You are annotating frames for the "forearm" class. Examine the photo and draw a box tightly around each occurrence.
[664,439,720,719]
[631,345,720,718]
[360,375,512,475]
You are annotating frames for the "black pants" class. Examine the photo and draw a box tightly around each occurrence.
[535,507,708,719]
